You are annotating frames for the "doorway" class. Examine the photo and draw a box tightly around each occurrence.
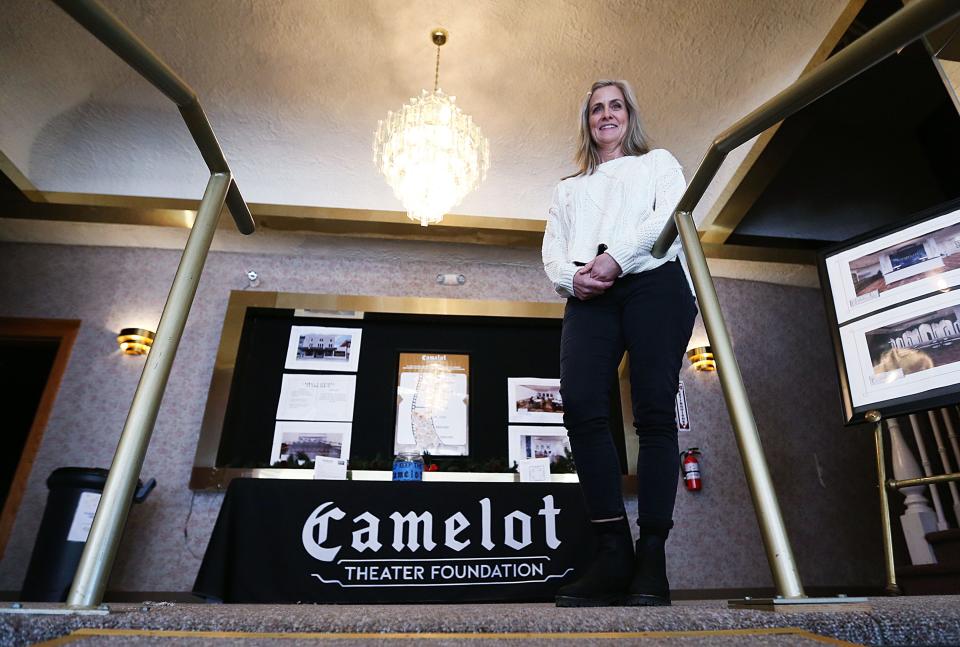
[0,318,79,558]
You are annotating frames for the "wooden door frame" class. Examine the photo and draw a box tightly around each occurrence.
[0,317,80,559]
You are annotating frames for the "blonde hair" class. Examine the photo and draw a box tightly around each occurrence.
[571,79,650,177]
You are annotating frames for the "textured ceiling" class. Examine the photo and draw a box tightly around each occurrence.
[0,0,852,223]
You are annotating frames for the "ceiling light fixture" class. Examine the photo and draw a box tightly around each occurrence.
[373,28,490,227]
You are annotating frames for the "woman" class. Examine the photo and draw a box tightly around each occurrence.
[542,79,697,607]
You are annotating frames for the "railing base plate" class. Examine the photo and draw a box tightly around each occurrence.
[0,602,110,616]
[728,596,870,612]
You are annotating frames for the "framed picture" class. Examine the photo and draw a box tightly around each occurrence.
[507,425,573,471]
[819,197,960,424]
[838,290,960,411]
[507,377,563,424]
[395,352,469,456]
[284,325,362,372]
[822,205,960,325]
[270,420,353,465]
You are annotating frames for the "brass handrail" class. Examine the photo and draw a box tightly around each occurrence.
[889,472,960,489]
[44,0,256,608]
[652,0,960,258]
[652,0,960,601]
[873,422,900,595]
[51,0,254,235]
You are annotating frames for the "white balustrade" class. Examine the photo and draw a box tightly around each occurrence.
[908,413,949,531]
[941,408,960,474]
[927,410,960,524]
[887,417,938,564]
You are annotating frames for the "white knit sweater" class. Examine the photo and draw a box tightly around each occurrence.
[542,149,690,298]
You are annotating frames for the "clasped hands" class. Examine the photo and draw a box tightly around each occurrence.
[572,252,621,300]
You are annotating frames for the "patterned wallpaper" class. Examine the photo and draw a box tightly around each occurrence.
[0,239,882,593]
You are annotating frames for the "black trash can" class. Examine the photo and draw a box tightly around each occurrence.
[20,467,155,602]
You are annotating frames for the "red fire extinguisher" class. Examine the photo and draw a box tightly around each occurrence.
[681,448,702,492]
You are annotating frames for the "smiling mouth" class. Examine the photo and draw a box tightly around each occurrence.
[599,124,618,130]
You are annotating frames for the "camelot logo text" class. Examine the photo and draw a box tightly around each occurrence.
[302,496,573,588]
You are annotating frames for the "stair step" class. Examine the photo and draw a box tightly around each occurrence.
[927,529,960,565]
[897,563,960,595]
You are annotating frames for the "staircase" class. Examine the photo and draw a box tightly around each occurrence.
[898,530,960,595]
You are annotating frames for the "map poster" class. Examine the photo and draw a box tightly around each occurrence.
[394,352,469,456]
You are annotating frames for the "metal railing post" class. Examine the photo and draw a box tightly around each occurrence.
[646,0,960,600]
[65,173,231,608]
[43,0,255,609]
[676,210,805,598]
[873,418,902,595]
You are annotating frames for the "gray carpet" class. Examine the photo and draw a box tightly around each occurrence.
[2,596,958,646]
[31,631,861,646]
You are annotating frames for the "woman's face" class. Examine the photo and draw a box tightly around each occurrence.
[588,85,629,150]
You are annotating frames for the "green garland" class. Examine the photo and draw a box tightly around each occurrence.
[271,450,577,474]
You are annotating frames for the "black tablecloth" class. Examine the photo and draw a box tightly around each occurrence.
[193,478,593,603]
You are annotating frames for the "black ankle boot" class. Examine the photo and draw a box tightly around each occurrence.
[555,517,634,607]
[622,531,671,606]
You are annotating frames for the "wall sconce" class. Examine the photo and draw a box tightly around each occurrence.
[687,345,716,372]
[117,328,156,355]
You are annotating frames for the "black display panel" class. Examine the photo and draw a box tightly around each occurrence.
[215,307,626,471]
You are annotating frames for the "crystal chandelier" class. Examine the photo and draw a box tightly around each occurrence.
[373,28,490,227]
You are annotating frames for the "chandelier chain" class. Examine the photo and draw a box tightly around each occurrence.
[433,44,441,93]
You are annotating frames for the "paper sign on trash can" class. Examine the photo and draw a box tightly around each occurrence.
[66,492,100,542]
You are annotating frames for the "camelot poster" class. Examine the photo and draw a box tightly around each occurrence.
[395,353,469,456]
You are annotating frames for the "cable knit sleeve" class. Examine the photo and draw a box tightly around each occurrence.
[542,182,577,298]
[606,149,686,275]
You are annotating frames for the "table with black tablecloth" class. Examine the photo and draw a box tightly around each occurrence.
[193,478,593,604]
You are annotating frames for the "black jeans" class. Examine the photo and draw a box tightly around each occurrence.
[560,260,697,532]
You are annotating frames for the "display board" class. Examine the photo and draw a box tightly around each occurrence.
[193,293,627,486]
[819,197,960,424]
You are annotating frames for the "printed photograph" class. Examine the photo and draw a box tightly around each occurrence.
[848,221,960,298]
[823,208,960,325]
[280,433,342,460]
[297,333,352,362]
[507,378,564,423]
[865,305,960,380]
[284,326,363,372]
[270,421,352,465]
[839,289,960,411]
[507,425,573,471]
[521,435,570,463]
